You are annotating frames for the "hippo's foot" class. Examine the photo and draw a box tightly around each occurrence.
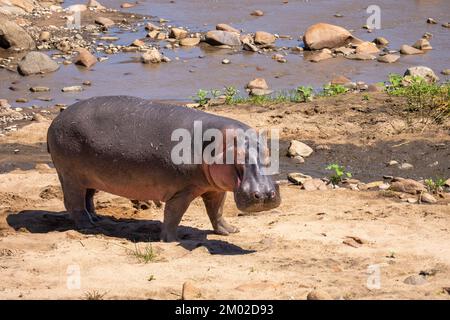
[88,211,103,222]
[160,229,178,242]
[71,210,98,230]
[214,219,239,236]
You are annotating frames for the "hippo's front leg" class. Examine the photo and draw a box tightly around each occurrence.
[202,192,239,236]
[160,191,195,242]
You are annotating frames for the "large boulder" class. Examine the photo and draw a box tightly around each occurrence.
[0,15,35,50]
[404,66,439,83]
[18,51,59,75]
[303,23,361,50]
[205,30,241,46]
[0,0,35,15]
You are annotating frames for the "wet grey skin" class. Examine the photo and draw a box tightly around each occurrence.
[47,96,281,242]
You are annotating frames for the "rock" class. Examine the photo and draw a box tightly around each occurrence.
[18,52,59,76]
[441,69,450,76]
[307,290,332,300]
[360,181,384,190]
[246,78,268,90]
[420,193,437,204]
[287,172,312,185]
[67,4,87,12]
[39,31,51,42]
[287,140,313,158]
[398,162,413,170]
[400,44,423,55]
[145,22,159,31]
[0,17,35,50]
[303,23,361,50]
[444,178,450,187]
[377,54,400,63]
[249,89,273,96]
[95,17,115,28]
[308,50,333,62]
[222,58,230,64]
[355,41,379,54]
[413,39,432,51]
[272,54,286,63]
[404,275,427,285]
[442,22,450,28]
[254,31,275,45]
[346,53,376,60]
[216,23,239,34]
[73,48,97,68]
[404,66,439,83]
[179,37,200,47]
[331,75,352,86]
[131,39,145,47]
[141,48,162,64]
[367,84,383,92]
[205,30,241,46]
[388,160,399,166]
[426,18,437,24]
[374,37,389,46]
[87,0,106,9]
[30,86,50,92]
[303,179,328,191]
[62,86,83,92]
[250,10,264,17]
[181,281,202,300]
[170,27,188,40]
[422,32,433,40]
[390,178,426,194]
[121,2,135,8]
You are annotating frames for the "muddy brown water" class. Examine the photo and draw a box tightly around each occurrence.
[0,0,449,108]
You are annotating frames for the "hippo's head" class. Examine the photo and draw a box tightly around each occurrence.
[233,162,281,213]
[206,128,281,213]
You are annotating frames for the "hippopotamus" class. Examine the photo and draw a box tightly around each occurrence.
[47,96,281,242]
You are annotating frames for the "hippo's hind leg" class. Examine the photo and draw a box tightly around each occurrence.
[202,191,239,236]
[160,191,195,242]
[58,174,96,229]
[85,188,102,222]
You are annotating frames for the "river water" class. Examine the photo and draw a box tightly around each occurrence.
[0,0,449,107]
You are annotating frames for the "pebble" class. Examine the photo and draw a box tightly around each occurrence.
[250,10,264,17]
[222,59,230,64]
[399,163,413,170]
[287,140,313,158]
[426,18,437,24]
[62,86,83,92]
[307,290,332,300]
[420,193,437,204]
[30,86,50,92]
[404,275,427,285]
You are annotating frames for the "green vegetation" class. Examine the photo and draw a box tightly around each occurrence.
[320,84,349,96]
[386,73,450,125]
[424,177,447,194]
[191,89,209,107]
[83,290,107,300]
[326,163,352,185]
[129,243,157,263]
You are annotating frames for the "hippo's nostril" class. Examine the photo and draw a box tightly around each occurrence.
[267,190,276,199]
[252,192,262,200]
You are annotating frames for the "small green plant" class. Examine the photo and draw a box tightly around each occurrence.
[191,89,209,106]
[362,94,370,101]
[83,290,107,300]
[386,74,449,125]
[326,163,352,185]
[209,89,222,99]
[129,243,157,263]
[321,84,348,96]
[424,178,446,194]
[224,86,239,104]
[295,85,314,102]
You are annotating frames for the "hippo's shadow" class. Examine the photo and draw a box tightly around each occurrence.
[6,210,254,255]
